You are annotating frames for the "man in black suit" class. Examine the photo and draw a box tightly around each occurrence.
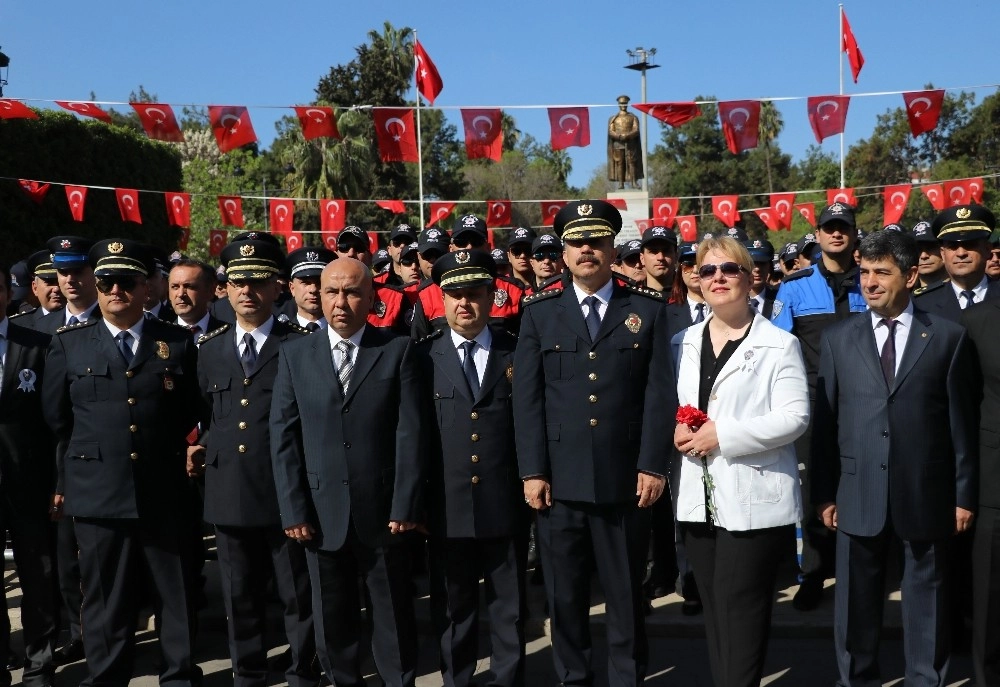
[43,239,203,687]
[169,258,225,337]
[0,264,59,687]
[191,239,316,687]
[513,200,676,687]
[270,257,424,687]
[812,229,978,686]
[416,251,525,687]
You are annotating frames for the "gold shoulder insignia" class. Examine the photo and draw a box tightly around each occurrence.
[286,322,311,335]
[626,283,665,301]
[913,278,949,297]
[522,288,563,306]
[55,318,97,334]
[196,323,231,345]
[415,328,445,345]
[9,308,35,320]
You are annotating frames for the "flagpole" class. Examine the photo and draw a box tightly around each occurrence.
[839,4,846,190]
[413,31,426,229]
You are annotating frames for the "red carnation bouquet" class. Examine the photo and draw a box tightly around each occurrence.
[676,405,709,430]
[676,405,716,525]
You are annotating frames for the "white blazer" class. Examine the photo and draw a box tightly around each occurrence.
[672,313,809,531]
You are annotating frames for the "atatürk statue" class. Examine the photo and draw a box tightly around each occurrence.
[608,95,643,189]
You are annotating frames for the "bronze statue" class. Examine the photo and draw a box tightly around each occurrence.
[608,95,643,189]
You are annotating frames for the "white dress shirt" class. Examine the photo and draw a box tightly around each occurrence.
[950,276,989,307]
[235,317,274,358]
[327,325,366,371]
[871,301,914,376]
[450,327,492,387]
[177,312,211,341]
[65,301,98,325]
[688,296,710,322]
[103,317,145,356]
[298,314,327,330]
[572,279,614,322]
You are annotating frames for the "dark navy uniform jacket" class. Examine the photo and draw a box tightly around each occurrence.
[913,278,1000,323]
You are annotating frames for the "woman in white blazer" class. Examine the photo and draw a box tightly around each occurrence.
[673,237,809,687]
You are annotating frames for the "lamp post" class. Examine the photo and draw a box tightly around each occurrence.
[625,47,658,193]
[0,47,10,98]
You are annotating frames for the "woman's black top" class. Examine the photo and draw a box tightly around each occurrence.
[697,318,753,412]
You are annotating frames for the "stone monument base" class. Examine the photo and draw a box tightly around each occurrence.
[607,189,650,244]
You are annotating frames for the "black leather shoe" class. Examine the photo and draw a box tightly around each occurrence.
[54,639,84,666]
[792,578,824,611]
[5,653,21,671]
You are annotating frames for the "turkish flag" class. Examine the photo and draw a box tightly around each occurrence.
[770,193,796,230]
[796,203,817,228]
[18,180,50,205]
[540,201,567,227]
[676,215,698,242]
[115,188,142,224]
[883,184,911,225]
[414,40,444,105]
[902,90,944,138]
[548,107,590,150]
[131,103,184,142]
[65,186,88,222]
[178,227,191,251]
[487,229,496,249]
[633,102,702,128]
[807,96,850,143]
[56,101,112,123]
[373,108,419,163]
[634,219,653,232]
[718,100,761,154]
[461,109,503,161]
[755,208,780,231]
[827,188,856,206]
[486,200,511,228]
[944,178,983,206]
[376,200,406,214]
[269,199,295,236]
[294,106,340,141]
[606,198,628,211]
[922,184,945,211]
[652,198,679,227]
[426,202,456,228]
[967,177,985,203]
[320,199,346,233]
[0,99,38,119]
[712,195,739,228]
[208,230,228,258]
[208,105,258,153]
[841,9,865,83]
[218,196,245,227]
[165,192,191,228]
[284,232,304,252]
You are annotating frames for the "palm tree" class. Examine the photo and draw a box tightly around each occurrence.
[501,111,522,152]
[758,101,784,194]
[366,22,414,92]
[288,109,375,201]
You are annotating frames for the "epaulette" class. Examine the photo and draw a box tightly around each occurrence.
[913,278,950,297]
[56,318,98,334]
[537,274,564,291]
[158,319,191,330]
[626,283,666,301]
[9,307,36,320]
[284,321,311,335]
[522,288,563,306]
[196,323,231,345]
[414,328,444,345]
[782,267,814,283]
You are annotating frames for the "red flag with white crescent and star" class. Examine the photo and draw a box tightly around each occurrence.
[18,180,50,205]
[755,208,780,231]
[218,196,245,227]
[902,90,944,138]
[652,198,679,228]
[320,199,346,233]
[676,215,698,242]
[293,106,340,141]
[115,188,142,224]
[633,102,702,128]
[770,193,796,230]
[841,8,865,83]
[827,188,856,206]
[883,184,911,225]
[368,232,379,255]
[718,100,761,154]
[426,202,456,228]
[373,108,419,163]
[634,219,653,232]
[56,101,112,123]
[712,195,739,228]
[548,107,590,150]
[807,96,850,143]
[131,103,185,142]
[796,203,817,228]
[269,199,295,236]
[487,229,496,249]
[413,40,444,105]
[486,200,511,228]
[0,99,38,119]
[208,105,258,153]
[376,200,407,214]
[944,179,979,207]
[966,177,985,203]
[540,201,567,227]
[284,232,304,253]
[165,192,191,228]
[178,227,191,251]
[606,198,628,211]
[65,186,88,222]
[922,184,946,211]
[208,230,228,258]
[461,109,503,161]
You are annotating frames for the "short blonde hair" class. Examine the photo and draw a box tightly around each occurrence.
[695,237,754,275]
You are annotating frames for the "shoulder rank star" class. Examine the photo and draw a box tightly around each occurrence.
[625,313,642,333]
[156,341,170,359]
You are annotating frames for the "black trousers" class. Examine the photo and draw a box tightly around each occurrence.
[681,522,793,687]
[74,517,199,687]
[428,536,525,687]
[304,524,418,687]
[973,506,1000,686]
[537,500,649,687]
[56,516,83,644]
[214,525,315,687]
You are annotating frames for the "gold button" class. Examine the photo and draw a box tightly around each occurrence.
[471,455,479,463]
[127,397,136,405]
[130,452,139,461]
[589,395,597,403]
[588,373,597,381]
[244,378,251,386]
[471,433,480,442]
[590,418,598,427]
[471,476,480,484]
[555,344,561,350]
[129,424,138,433]
[238,422,247,430]
[238,445,247,453]
[588,352,597,360]
[86,367,92,373]
[241,398,249,407]
[470,412,479,420]
[125,370,134,378]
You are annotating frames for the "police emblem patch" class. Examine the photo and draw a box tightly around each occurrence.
[306,251,319,261]
[455,251,470,265]
[374,300,387,317]
[772,300,783,317]
[494,289,508,307]
[60,239,72,249]
[156,341,170,359]
[625,313,642,333]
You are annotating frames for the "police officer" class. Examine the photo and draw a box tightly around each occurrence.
[377,224,419,286]
[506,227,537,288]
[417,228,450,282]
[145,247,177,321]
[190,239,316,687]
[638,226,678,294]
[745,238,779,318]
[528,234,564,291]
[11,251,64,328]
[618,240,645,284]
[334,225,373,264]
[513,200,676,687]
[372,249,391,275]
[34,236,99,336]
[43,239,202,687]
[284,246,336,331]
[666,241,710,339]
[491,248,512,278]
[416,250,525,687]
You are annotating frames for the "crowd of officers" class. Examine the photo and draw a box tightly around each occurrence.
[1,197,999,687]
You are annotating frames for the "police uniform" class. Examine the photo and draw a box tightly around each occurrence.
[416,251,525,687]
[513,200,676,687]
[746,239,779,319]
[196,240,316,687]
[33,237,99,337]
[42,239,202,687]
[11,251,59,330]
[375,224,418,286]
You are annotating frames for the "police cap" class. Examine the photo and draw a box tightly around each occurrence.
[508,226,537,248]
[89,239,154,277]
[640,225,678,247]
[555,200,622,242]
[931,204,995,242]
[221,240,284,281]
[286,246,335,279]
[417,228,450,256]
[432,250,496,290]
[531,234,562,254]
[26,250,57,281]
[47,236,93,269]
[818,202,857,229]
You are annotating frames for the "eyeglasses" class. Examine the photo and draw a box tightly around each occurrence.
[453,236,485,249]
[96,275,140,294]
[532,251,561,261]
[509,246,529,258]
[697,262,748,280]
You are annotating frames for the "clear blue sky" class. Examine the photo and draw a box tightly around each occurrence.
[4,0,998,192]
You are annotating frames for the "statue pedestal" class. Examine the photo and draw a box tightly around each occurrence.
[607,189,650,244]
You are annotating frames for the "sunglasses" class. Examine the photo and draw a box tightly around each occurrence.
[399,258,418,267]
[389,237,412,247]
[96,275,140,294]
[697,262,748,280]
[623,255,642,267]
[509,246,530,258]
[532,251,561,261]
[453,236,485,249]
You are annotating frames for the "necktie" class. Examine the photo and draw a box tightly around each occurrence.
[67,315,79,326]
[240,333,258,377]
[461,340,480,397]
[306,322,320,333]
[583,296,602,341]
[693,303,706,324]
[117,331,135,366]
[879,319,897,388]
[749,298,759,313]
[188,325,201,340]
[960,290,976,309]
[336,340,355,391]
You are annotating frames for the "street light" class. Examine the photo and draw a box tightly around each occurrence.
[0,47,10,98]
[625,47,658,193]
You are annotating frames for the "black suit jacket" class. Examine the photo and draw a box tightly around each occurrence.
[665,300,698,341]
[0,321,55,518]
[960,300,1000,509]
[416,326,521,539]
[913,279,1000,323]
[811,307,978,540]
[197,319,307,528]
[42,316,202,520]
[270,325,424,551]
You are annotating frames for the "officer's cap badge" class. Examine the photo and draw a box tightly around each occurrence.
[455,251,470,265]
[577,203,593,217]
[108,242,124,254]
[957,207,971,219]
[240,244,255,257]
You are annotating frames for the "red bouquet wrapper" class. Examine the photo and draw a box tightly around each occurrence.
[676,404,709,431]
